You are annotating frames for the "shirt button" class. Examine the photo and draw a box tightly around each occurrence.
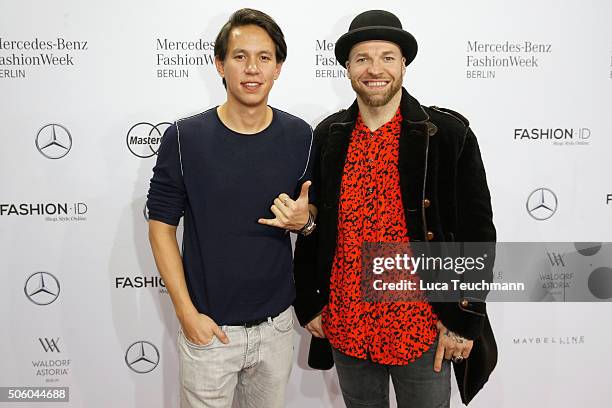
[426,231,434,241]
[460,299,469,307]
[367,188,374,194]
[423,198,431,208]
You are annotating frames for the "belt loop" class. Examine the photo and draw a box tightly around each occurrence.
[267,316,273,324]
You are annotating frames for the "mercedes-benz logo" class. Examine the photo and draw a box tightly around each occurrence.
[35,124,72,159]
[126,122,171,158]
[526,188,558,220]
[24,272,61,305]
[125,341,160,373]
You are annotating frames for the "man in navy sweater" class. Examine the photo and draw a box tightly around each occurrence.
[147,9,316,408]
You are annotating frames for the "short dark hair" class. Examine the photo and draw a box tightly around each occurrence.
[214,8,287,87]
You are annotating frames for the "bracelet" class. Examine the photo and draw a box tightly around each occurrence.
[295,211,316,236]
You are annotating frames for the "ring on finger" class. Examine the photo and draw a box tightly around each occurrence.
[452,355,464,363]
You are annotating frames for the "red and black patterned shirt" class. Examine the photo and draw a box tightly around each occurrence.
[322,108,438,365]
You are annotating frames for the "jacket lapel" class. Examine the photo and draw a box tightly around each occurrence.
[323,88,432,241]
[321,101,358,205]
[398,89,431,240]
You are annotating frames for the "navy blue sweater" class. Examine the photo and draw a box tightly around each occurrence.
[147,107,313,325]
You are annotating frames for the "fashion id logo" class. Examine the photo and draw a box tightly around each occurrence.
[513,127,591,146]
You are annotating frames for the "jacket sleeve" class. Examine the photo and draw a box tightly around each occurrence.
[456,127,496,244]
[293,122,327,326]
[146,122,186,226]
[435,126,496,340]
[293,231,326,326]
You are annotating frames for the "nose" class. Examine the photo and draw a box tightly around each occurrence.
[367,58,383,76]
[245,56,260,74]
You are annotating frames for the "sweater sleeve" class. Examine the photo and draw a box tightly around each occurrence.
[146,122,186,226]
[295,124,318,205]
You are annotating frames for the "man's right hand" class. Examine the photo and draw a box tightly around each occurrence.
[179,310,229,345]
[305,314,325,338]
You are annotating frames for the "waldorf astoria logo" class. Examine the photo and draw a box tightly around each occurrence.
[465,40,553,80]
[539,242,611,301]
[32,336,71,381]
[540,251,574,300]
[154,38,215,79]
[0,37,89,80]
[546,252,565,267]
[314,39,345,79]
[126,122,171,158]
[39,338,61,353]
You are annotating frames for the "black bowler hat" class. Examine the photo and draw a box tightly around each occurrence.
[335,10,418,68]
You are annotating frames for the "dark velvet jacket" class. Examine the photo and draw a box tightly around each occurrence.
[293,88,497,405]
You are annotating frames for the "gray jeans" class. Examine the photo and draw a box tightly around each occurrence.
[178,306,294,408]
[332,339,450,408]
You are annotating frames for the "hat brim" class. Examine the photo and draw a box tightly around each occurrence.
[335,26,418,68]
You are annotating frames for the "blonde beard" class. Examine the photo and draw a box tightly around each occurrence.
[350,78,402,107]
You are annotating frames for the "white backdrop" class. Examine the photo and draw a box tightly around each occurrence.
[2,0,612,406]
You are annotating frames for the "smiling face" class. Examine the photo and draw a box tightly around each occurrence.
[215,24,282,108]
[346,40,405,107]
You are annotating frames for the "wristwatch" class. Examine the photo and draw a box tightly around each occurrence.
[296,211,316,236]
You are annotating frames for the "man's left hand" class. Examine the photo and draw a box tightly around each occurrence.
[258,181,311,231]
[434,320,473,372]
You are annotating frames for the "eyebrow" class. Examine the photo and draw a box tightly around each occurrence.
[230,48,273,55]
[352,50,399,59]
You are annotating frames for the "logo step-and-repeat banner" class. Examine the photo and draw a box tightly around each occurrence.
[1,0,611,406]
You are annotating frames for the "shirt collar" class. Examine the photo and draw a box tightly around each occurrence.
[354,108,403,134]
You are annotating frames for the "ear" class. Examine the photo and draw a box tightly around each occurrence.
[401,57,406,75]
[345,62,351,79]
[273,61,283,80]
[215,57,225,79]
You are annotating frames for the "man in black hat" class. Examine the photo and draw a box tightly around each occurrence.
[293,9,497,408]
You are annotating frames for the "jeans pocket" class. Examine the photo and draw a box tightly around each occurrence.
[180,328,216,349]
[271,309,294,333]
